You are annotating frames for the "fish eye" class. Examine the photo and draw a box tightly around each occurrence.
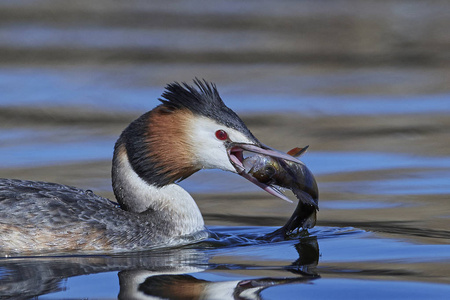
[265,166,276,177]
[215,129,228,141]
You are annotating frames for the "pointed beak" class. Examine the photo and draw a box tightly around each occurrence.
[227,143,306,172]
[227,142,313,203]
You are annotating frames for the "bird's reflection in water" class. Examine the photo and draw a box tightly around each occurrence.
[119,237,319,299]
[0,235,319,299]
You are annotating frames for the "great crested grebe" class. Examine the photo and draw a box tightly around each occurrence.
[0,79,317,254]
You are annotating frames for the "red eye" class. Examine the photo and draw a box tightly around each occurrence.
[215,129,228,141]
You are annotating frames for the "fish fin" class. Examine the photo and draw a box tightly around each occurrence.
[293,187,319,209]
[287,146,309,157]
[302,209,317,229]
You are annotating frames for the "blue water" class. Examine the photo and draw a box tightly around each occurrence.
[4,226,447,299]
[1,1,449,297]
[0,128,115,168]
[1,66,449,298]
[263,279,449,299]
[1,67,449,115]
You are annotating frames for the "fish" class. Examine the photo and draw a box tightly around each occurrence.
[243,146,319,232]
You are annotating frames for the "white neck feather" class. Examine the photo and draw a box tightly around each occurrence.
[112,150,205,236]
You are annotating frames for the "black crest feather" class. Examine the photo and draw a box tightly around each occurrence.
[159,79,257,141]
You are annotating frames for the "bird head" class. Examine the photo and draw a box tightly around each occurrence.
[115,79,314,203]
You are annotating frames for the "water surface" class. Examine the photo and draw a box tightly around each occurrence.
[1,0,449,299]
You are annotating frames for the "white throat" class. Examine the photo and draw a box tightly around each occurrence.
[112,149,205,236]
